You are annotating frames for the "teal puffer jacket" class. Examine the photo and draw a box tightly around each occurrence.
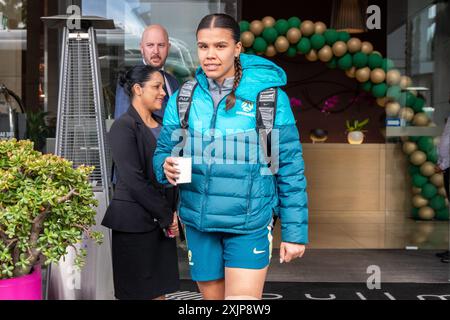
[154,53,308,244]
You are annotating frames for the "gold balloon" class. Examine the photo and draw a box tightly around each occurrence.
[287,28,302,44]
[318,45,333,62]
[400,76,412,90]
[412,187,422,195]
[314,21,327,34]
[265,45,277,57]
[419,207,435,220]
[376,97,387,107]
[347,38,362,53]
[421,162,436,177]
[430,173,444,187]
[402,141,418,155]
[386,70,401,86]
[262,16,276,28]
[370,68,386,84]
[361,41,374,54]
[410,150,427,166]
[274,36,290,53]
[345,67,356,78]
[401,136,410,143]
[300,20,315,37]
[240,31,255,48]
[386,102,401,117]
[399,107,414,122]
[305,49,318,62]
[412,195,428,208]
[250,20,264,36]
[355,67,371,83]
[332,41,348,57]
[413,113,430,127]
[434,136,440,146]
[438,187,447,197]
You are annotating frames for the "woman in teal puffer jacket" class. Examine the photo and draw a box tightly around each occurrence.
[153,13,308,300]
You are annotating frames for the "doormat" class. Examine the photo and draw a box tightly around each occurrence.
[166,280,450,300]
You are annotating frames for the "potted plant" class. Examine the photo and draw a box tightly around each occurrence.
[0,139,102,300]
[346,118,369,144]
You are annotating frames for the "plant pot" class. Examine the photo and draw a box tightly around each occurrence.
[347,131,365,144]
[0,266,42,300]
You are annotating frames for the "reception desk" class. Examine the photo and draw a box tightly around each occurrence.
[271,143,427,249]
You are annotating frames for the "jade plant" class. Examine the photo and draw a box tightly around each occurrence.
[0,139,102,279]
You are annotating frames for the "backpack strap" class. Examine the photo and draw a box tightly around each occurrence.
[177,79,198,129]
[256,87,277,168]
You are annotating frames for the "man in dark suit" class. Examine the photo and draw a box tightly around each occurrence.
[114,25,180,120]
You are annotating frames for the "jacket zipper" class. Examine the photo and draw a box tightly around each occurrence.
[200,90,229,229]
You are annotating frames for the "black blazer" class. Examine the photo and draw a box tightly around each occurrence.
[102,106,178,233]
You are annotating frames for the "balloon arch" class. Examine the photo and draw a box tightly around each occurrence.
[238,16,449,221]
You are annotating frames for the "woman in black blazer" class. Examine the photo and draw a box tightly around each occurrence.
[102,65,180,300]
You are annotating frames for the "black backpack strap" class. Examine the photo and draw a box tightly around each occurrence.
[256,87,277,168]
[177,79,198,129]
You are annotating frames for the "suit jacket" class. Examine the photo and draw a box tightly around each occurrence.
[114,70,180,120]
[102,106,178,232]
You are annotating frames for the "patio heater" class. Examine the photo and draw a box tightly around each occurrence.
[41,15,115,300]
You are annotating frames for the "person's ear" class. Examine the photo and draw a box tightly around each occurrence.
[235,41,242,57]
[132,84,143,96]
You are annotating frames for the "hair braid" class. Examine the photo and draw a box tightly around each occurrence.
[226,56,243,111]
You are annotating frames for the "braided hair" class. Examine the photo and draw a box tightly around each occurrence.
[196,13,242,111]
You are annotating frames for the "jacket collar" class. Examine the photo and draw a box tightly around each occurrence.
[127,105,162,126]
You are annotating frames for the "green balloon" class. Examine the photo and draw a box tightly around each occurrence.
[409,136,421,142]
[430,195,446,211]
[338,31,351,42]
[427,148,438,163]
[412,207,420,220]
[311,34,326,50]
[288,16,301,28]
[239,20,250,33]
[286,46,297,58]
[297,37,312,54]
[406,92,417,107]
[414,97,426,111]
[338,53,353,70]
[422,183,438,199]
[418,137,434,152]
[372,83,388,98]
[361,81,372,92]
[382,58,395,71]
[409,165,421,175]
[262,27,279,44]
[253,37,268,53]
[396,91,408,106]
[435,207,449,220]
[368,53,383,69]
[324,29,339,45]
[353,52,369,68]
[412,174,428,188]
[327,57,338,69]
[245,48,256,55]
[386,86,402,101]
[275,19,290,35]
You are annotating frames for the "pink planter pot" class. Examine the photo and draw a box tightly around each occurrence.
[0,266,42,300]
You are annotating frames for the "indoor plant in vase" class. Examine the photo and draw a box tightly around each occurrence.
[346,118,369,144]
[0,139,103,300]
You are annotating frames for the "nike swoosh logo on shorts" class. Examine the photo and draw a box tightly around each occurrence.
[253,248,266,255]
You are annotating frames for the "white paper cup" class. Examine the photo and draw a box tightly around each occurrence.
[175,157,192,184]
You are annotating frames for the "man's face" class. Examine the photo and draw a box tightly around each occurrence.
[140,28,170,69]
